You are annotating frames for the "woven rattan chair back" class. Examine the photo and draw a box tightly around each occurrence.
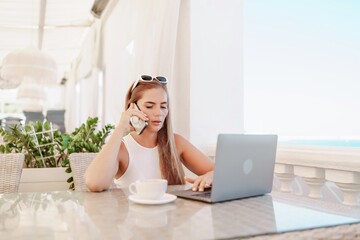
[0,153,24,193]
[69,153,117,191]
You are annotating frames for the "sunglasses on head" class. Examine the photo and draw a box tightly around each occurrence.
[131,75,168,92]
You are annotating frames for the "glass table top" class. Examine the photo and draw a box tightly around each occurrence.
[0,189,359,240]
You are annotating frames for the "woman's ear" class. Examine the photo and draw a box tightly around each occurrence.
[128,102,137,110]
[126,102,132,109]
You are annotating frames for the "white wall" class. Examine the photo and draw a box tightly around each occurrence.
[171,0,191,139]
[45,86,65,111]
[188,0,244,147]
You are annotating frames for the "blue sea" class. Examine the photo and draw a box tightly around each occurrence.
[280,140,360,148]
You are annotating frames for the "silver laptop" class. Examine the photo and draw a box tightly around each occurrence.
[172,134,278,203]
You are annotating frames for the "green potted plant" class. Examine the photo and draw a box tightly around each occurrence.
[0,117,114,191]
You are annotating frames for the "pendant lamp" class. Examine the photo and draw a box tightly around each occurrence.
[0,47,57,86]
[16,78,47,111]
[0,74,22,89]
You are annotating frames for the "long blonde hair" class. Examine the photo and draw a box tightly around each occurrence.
[125,81,185,185]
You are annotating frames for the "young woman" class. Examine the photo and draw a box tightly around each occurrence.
[85,75,214,192]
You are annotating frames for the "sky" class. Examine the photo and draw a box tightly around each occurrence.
[243,0,360,139]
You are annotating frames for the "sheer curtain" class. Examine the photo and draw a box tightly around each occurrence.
[79,70,100,124]
[64,0,181,132]
[64,70,77,133]
[100,0,181,125]
[65,71,99,132]
[65,0,244,143]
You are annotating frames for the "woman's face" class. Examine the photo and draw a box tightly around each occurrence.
[137,87,168,133]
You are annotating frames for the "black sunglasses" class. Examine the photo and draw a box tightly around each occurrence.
[131,75,168,92]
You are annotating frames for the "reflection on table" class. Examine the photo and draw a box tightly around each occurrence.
[0,186,360,240]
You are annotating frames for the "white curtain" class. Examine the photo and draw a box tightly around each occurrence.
[65,0,182,131]
[79,69,100,124]
[64,70,77,133]
[100,0,181,126]
[64,23,99,132]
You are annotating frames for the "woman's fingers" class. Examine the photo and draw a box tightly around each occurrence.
[185,176,205,192]
[198,176,213,191]
[184,176,200,191]
[193,177,203,191]
[184,176,195,183]
[185,171,214,192]
[204,180,212,188]
[198,180,207,192]
[128,103,148,121]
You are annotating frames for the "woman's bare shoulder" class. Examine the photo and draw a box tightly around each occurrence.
[174,133,197,154]
[174,133,190,146]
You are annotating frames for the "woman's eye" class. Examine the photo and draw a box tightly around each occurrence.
[145,105,153,109]
[161,106,168,109]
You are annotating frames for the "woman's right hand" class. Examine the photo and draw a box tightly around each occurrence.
[118,103,148,131]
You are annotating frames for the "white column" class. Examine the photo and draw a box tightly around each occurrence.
[274,163,295,192]
[326,169,360,206]
[171,0,191,139]
[187,0,244,148]
[294,165,326,198]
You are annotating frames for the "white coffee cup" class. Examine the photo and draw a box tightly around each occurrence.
[129,179,168,200]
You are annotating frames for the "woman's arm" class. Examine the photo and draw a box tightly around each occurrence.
[174,134,214,191]
[85,103,148,192]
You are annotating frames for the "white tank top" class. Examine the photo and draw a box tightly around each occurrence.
[114,134,161,188]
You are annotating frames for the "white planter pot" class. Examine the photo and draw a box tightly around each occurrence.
[19,168,71,192]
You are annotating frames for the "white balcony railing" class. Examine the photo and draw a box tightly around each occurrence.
[203,144,360,206]
[276,145,360,206]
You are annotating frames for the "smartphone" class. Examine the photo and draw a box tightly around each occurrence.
[130,103,148,135]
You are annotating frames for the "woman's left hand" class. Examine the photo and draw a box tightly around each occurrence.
[185,171,214,192]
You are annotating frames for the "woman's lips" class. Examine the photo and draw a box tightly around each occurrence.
[151,120,162,126]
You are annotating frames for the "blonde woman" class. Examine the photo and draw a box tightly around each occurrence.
[85,75,214,192]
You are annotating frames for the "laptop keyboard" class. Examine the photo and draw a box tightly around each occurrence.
[191,191,212,198]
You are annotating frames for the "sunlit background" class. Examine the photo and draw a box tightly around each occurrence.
[244,0,360,140]
[1,0,360,146]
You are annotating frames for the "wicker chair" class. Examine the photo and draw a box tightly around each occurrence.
[0,153,25,193]
[46,110,66,134]
[69,153,117,191]
[23,111,44,123]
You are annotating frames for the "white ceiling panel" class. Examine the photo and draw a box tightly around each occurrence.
[0,29,37,48]
[46,49,80,65]
[42,28,89,49]
[0,0,96,82]
[46,0,95,26]
[0,0,40,27]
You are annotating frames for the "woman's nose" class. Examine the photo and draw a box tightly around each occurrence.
[154,107,162,116]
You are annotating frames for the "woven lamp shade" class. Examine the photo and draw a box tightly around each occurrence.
[16,80,46,111]
[0,75,21,89]
[17,81,46,101]
[0,47,57,86]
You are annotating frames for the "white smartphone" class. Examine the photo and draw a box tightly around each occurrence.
[130,103,148,135]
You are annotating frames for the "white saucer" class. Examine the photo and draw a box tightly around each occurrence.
[128,193,177,205]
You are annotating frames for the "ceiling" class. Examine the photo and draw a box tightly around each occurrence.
[0,0,98,82]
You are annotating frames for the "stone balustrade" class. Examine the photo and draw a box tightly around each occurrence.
[276,145,360,206]
[203,144,360,206]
